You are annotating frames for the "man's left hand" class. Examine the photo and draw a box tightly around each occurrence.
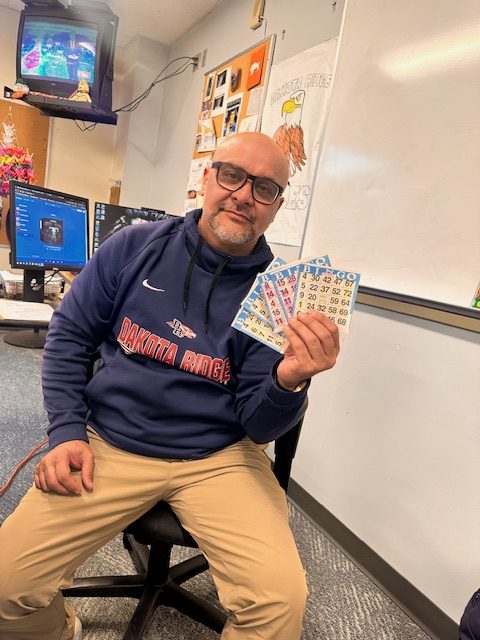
[276,311,340,391]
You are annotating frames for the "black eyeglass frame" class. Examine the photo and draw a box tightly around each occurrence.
[211,161,285,204]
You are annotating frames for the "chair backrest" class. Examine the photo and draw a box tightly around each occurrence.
[273,418,303,493]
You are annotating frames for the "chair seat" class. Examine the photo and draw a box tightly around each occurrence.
[125,500,198,548]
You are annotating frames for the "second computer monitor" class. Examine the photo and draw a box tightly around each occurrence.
[93,203,174,252]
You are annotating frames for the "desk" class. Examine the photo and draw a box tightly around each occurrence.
[0,299,56,348]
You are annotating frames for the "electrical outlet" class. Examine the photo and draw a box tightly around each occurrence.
[192,53,200,71]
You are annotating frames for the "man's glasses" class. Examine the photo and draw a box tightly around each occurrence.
[211,162,285,205]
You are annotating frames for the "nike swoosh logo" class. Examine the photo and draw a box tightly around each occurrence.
[142,279,165,292]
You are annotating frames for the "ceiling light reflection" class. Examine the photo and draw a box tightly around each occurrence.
[380,24,480,80]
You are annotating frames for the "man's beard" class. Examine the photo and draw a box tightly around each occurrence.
[205,207,256,246]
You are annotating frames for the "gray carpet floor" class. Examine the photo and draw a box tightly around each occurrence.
[0,331,432,639]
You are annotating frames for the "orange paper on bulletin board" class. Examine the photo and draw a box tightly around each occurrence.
[247,44,267,90]
[0,99,50,246]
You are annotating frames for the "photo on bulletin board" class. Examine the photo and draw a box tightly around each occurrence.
[201,99,212,120]
[223,93,243,137]
[198,118,216,152]
[211,93,226,118]
[185,156,211,213]
[205,73,215,100]
[211,67,231,117]
[215,68,230,91]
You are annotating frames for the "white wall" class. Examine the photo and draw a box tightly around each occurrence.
[294,306,480,620]
[138,0,478,624]
[118,35,169,209]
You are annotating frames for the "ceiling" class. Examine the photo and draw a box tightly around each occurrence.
[0,0,223,49]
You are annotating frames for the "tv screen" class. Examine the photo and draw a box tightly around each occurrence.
[15,3,118,123]
[93,202,173,252]
[10,180,89,271]
[20,16,98,86]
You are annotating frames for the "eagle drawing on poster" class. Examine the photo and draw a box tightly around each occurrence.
[273,89,307,177]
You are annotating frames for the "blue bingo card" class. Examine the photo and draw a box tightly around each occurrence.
[293,264,361,332]
[231,307,285,353]
[239,257,286,324]
[267,257,287,271]
[241,257,286,303]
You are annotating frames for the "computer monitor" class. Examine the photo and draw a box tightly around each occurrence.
[6,180,89,348]
[93,202,172,252]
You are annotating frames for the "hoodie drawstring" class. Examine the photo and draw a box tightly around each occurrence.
[204,255,231,331]
[183,236,204,311]
[183,236,231,331]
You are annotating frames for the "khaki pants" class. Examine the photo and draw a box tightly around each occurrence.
[0,429,307,640]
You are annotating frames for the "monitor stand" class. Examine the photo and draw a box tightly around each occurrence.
[3,269,48,349]
[4,327,47,349]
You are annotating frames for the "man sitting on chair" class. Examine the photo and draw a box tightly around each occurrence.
[0,132,340,640]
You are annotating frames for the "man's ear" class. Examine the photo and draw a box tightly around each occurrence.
[199,165,211,197]
[273,196,284,218]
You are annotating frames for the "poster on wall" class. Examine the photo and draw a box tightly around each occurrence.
[261,38,338,247]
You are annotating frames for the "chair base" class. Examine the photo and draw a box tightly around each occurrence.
[62,534,227,639]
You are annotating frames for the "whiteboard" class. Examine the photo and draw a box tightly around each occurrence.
[301,0,480,308]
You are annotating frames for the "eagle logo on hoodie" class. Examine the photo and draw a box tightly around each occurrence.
[167,319,197,339]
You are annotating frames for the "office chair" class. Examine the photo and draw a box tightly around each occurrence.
[62,418,304,640]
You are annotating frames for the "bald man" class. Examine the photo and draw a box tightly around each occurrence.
[0,133,340,640]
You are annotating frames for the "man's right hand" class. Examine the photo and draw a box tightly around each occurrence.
[34,440,95,496]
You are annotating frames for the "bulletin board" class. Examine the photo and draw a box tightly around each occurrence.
[0,99,50,246]
[185,35,275,211]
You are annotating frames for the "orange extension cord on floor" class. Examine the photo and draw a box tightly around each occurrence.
[0,439,48,496]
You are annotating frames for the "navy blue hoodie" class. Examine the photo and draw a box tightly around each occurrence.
[42,210,308,459]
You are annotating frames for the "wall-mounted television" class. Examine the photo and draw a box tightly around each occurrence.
[16,1,118,124]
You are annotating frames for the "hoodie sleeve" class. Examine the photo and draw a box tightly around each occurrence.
[232,337,309,443]
[42,231,129,449]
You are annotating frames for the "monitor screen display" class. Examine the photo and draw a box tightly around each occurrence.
[20,16,97,85]
[10,181,89,271]
[93,202,172,252]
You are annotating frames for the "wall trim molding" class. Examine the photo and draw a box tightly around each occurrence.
[288,480,459,640]
[357,286,480,333]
